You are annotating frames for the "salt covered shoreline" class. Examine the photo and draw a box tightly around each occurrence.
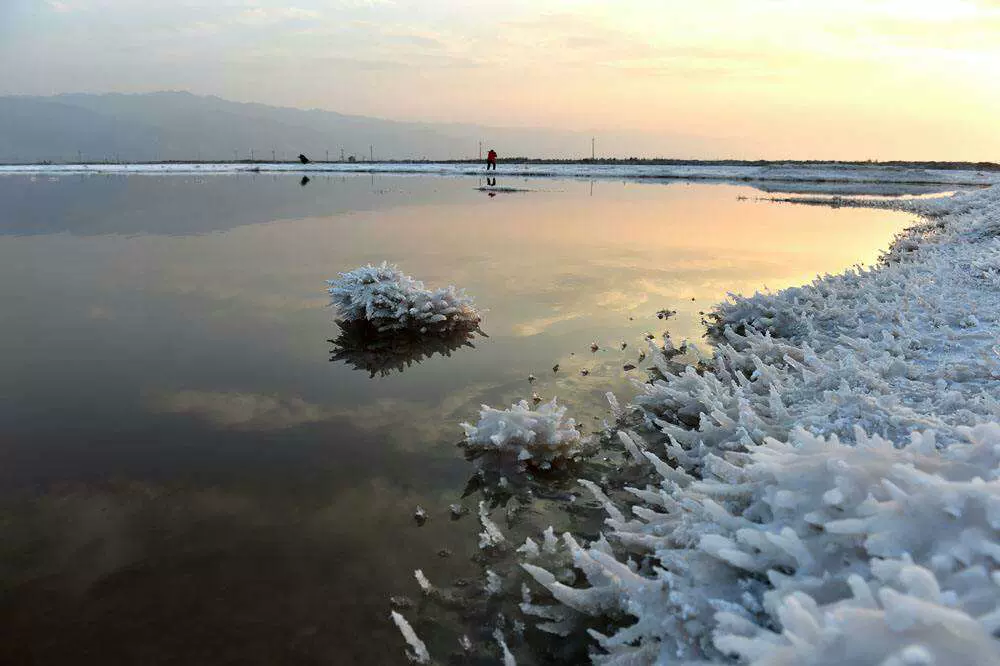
[2,161,999,190]
[513,186,1000,663]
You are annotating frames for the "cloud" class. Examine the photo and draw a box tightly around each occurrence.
[239,7,321,24]
[5,0,999,159]
[492,11,785,78]
[280,7,322,20]
[331,0,395,6]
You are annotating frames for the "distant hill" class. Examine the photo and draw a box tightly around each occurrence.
[0,91,694,163]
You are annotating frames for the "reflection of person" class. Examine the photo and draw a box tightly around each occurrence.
[486,149,497,171]
[486,177,496,187]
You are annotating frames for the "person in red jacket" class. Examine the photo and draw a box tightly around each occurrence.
[486,148,497,171]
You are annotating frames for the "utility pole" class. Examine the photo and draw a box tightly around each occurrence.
[340,148,345,161]
[370,145,374,162]
[272,148,276,162]
[591,137,595,160]
[479,141,482,160]
[250,148,254,162]
[77,150,82,164]
[326,149,330,162]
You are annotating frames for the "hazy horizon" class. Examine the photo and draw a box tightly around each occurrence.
[4,89,1000,165]
[2,1,999,161]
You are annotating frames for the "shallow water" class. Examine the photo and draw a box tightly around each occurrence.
[0,174,916,664]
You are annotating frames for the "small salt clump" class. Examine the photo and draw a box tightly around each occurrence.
[461,398,586,469]
[413,569,433,594]
[328,262,480,334]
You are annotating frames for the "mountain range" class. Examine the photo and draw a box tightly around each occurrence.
[0,91,711,163]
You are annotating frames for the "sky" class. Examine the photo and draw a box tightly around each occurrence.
[1,0,999,160]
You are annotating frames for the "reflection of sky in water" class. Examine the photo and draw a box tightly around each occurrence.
[0,175,915,663]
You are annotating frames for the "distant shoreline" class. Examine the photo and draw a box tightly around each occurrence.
[3,162,999,191]
[3,158,999,171]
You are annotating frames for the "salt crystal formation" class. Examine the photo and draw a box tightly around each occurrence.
[518,186,1000,664]
[389,610,430,664]
[462,399,586,470]
[478,501,506,550]
[328,262,480,334]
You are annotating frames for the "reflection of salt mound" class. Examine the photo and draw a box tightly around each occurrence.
[327,263,481,334]
[461,399,586,470]
[328,321,480,378]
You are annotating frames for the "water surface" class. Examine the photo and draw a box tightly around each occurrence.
[0,174,916,664]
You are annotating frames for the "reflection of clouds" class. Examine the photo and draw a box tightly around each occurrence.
[633,277,697,299]
[339,383,506,452]
[166,280,325,318]
[595,289,648,311]
[1,478,479,664]
[148,385,507,450]
[531,272,602,295]
[594,255,788,278]
[512,311,583,337]
[2,485,262,593]
[509,281,654,337]
[153,390,330,430]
